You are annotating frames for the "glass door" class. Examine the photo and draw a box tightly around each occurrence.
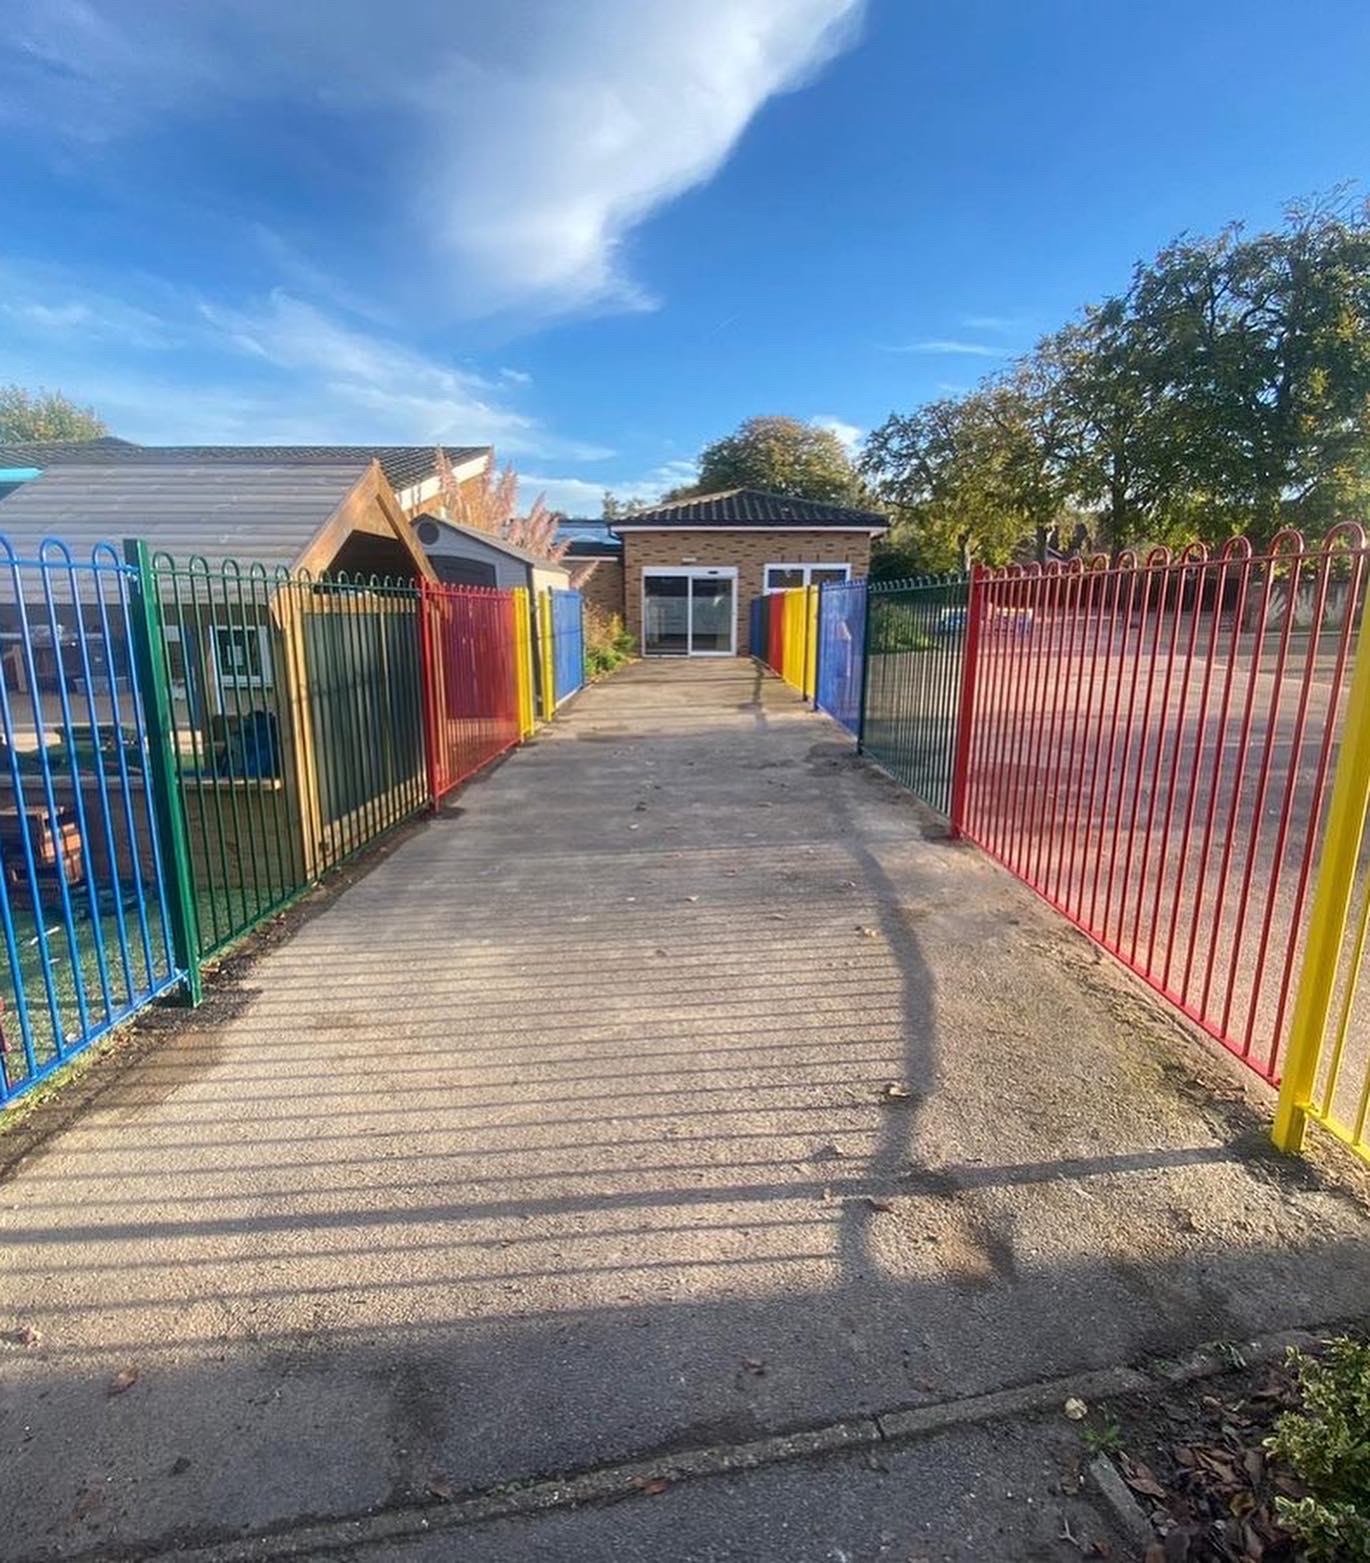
[643,574,689,654]
[689,575,735,654]
[642,571,736,655]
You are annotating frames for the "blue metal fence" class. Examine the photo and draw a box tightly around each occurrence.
[551,589,585,705]
[815,580,867,735]
[0,539,180,1104]
[749,596,764,657]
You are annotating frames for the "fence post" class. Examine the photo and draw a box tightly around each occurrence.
[813,583,826,711]
[417,578,442,810]
[537,590,556,718]
[948,566,984,841]
[123,538,202,1005]
[513,587,535,737]
[856,581,874,755]
[1272,606,1370,1153]
[804,584,819,702]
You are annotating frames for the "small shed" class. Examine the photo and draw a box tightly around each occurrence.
[413,515,570,597]
[0,459,438,895]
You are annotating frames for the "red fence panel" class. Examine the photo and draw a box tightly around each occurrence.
[419,582,522,804]
[959,527,1369,1082]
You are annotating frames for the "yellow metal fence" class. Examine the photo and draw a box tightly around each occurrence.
[1274,602,1370,1167]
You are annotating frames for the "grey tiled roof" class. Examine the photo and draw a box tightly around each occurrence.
[610,487,888,528]
[0,437,140,465]
[0,461,372,570]
[0,440,488,493]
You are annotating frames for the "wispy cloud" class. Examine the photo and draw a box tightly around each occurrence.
[883,339,1010,358]
[812,414,862,455]
[521,460,698,515]
[961,314,1025,333]
[0,260,606,456]
[6,1,866,321]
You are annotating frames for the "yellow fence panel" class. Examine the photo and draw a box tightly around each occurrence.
[1273,607,1370,1166]
[804,584,819,699]
[537,589,556,721]
[780,586,807,691]
[513,587,536,737]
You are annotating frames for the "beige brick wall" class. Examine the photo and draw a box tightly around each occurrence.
[621,529,873,648]
[570,559,626,621]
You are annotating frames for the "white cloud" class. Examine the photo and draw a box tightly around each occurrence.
[500,368,533,387]
[5,1,864,320]
[812,415,862,454]
[883,339,1010,357]
[961,314,1024,332]
[521,459,697,515]
[0,260,606,456]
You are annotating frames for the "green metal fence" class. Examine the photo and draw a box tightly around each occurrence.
[860,575,970,815]
[145,552,425,961]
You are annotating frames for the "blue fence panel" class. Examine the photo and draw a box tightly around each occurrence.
[551,589,585,705]
[749,596,763,657]
[815,579,867,736]
[0,537,179,1106]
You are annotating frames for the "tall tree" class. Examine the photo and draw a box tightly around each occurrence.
[861,393,1034,572]
[674,415,867,504]
[0,385,108,443]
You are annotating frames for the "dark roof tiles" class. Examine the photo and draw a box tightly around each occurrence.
[0,440,488,493]
[612,487,887,528]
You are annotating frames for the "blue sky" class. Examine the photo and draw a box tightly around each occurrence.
[3,0,1368,513]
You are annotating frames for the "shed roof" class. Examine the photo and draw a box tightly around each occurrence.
[414,515,570,572]
[610,487,888,529]
[0,440,488,494]
[0,460,376,570]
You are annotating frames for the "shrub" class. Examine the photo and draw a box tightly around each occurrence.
[1267,1337,1370,1562]
[584,606,635,678]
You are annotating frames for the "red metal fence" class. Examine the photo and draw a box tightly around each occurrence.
[958,527,1369,1083]
[420,582,522,804]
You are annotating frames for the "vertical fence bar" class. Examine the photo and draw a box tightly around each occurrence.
[513,587,535,737]
[123,540,202,1004]
[948,565,984,839]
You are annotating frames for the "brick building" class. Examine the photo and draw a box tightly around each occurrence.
[610,488,887,656]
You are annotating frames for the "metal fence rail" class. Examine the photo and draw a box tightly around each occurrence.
[0,539,179,1103]
[960,531,1368,1084]
[860,575,970,816]
[815,579,867,736]
[420,581,522,803]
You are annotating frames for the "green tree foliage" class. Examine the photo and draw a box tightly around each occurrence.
[862,192,1370,564]
[0,385,108,443]
[674,415,867,504]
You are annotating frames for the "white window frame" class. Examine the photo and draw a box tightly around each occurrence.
[210,623,273,693]
[763,562,852,591]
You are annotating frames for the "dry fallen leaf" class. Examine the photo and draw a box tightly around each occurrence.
[742,1358,767,1376]
[866,1197,895,1213]
[857,925,879,938]
[630,1476,670,1495]
[881,1082,912,1101]
[6,1324,41,1348]
[1064,1396,1088,1421]
[107,1365,139,1396]
[427,1475,453,1501]
[1121,1457,1167,1500]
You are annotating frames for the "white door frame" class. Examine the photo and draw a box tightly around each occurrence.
[641,567,738,656]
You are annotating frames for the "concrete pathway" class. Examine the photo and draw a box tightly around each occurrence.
[3,659,1369,1562]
